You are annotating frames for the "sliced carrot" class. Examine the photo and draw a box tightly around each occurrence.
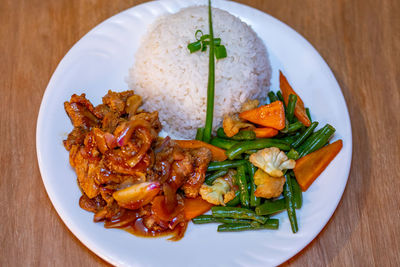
[279,71,311,127]
[183,197,213,220]
[294,139,343,191]
[174,140,227,161]
[238,101,285,130]
[253,127,279,138]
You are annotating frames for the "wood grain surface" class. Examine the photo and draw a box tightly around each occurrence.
[1,0,399,266]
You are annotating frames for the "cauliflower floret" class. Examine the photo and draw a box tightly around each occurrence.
[253,169,285,198]
[240,99,260,112]
[223,114,254,137]
[249,147,295,177]
[199,178,236,206]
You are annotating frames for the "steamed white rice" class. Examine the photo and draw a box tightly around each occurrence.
[128,6,271,139]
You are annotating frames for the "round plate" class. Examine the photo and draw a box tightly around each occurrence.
[36,0,352,266]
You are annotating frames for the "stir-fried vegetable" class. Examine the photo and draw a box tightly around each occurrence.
[283,173,299,233]
[279,71,311,127]
[183,197,214,220]
[217,220,279,232]
[253,127,279,138]
[247,162,261,207]
[255,198,286,215]
[207,159,247,172]
[294,139,343,191]
[205,169,229,185]
[236,165,250,208]
[217,127,256,140]
[193,66,342,235]
[239,101,286,130]
[296,124,336,157]
[174,140,227,161]
[200,177,236,205]
[226,139,291,160]
[211,206,268,224]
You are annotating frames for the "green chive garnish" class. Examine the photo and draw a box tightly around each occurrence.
[188,40,202,53]
[203,0,215,143]
[187,14,227,60]
[215,45,227,59]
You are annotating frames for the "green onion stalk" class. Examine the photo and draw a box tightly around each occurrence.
[203,0,215,143]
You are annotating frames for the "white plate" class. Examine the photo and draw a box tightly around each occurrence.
[36,0,352,266]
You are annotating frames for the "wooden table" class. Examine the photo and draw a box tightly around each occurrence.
[1,0,399,266]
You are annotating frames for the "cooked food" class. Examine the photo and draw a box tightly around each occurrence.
[64,90,216,240]
[194,71,342,234]
[63,1,343,240]
[128,6,271,139]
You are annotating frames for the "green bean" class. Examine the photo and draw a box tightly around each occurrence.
[247,163,260,207]
[195,127,204,141]
[286,148,300,160]
[216,127,256,140]
[276,90,284,103]
[217,219,279,232]
[205,169,228,185]
[286,94,297,123]
[226,191,240,206]
[306,107,312,122]
[255,199,286,215]
[210,137,238,150]
[291,121,319,148]
[216,218,253,224]
[288,121,304,133]
[211,206,268,224]
[283,174,298,233]
[244,149,258,155]
[281,121,304,134]
[216,127,227,138]
[192,215,216,224]
[226,139,291,160]
[268,91,278,103]
[236,165,249,208]
[207,160,247,172]
[192,215,253,224]
[291,174,303,209]
[232,130,256,140]
[278,132,301,144]
[297,124,336,157]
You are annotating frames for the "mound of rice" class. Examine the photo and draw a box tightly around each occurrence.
[128,6,271,139]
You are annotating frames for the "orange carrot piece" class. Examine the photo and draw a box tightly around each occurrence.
[279,71,311,127]
[294,139,343,191]
[174,140,227,161]
[253,127,279,138]
[183,197,213,220]
[238,101,285,130]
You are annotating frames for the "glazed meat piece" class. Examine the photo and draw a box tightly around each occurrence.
[79,194,106,213]
[132,111,162,135]
[63,127,88,151]
[69,145,100,199]
[94,104,122,133]
[102,90,135,115]
[64,94,100,129]
[181,147,212,198]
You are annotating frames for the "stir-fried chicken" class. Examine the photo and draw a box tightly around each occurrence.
[63,90,212,240]
[182,147,212,198]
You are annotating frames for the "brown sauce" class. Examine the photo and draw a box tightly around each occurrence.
[123,218,187,241]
